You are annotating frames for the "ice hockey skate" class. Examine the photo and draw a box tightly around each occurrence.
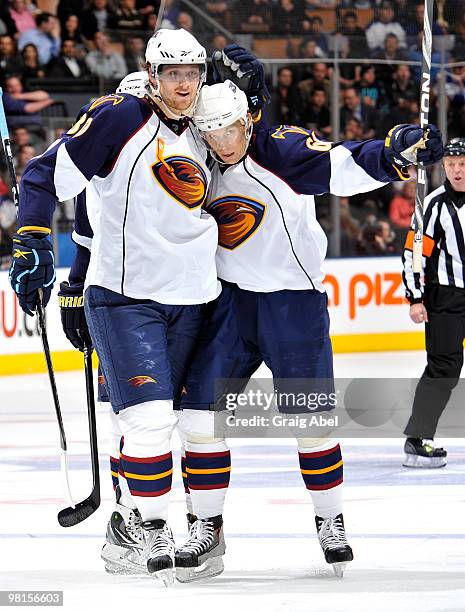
[142,519,176,587]
[403,438,447,468]
[315,513,354,578]
[101,492,145,575]
[175,515,225,582]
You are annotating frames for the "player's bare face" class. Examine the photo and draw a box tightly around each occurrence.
[205,120,247,165]
[444,156,465,193]
[157,65,201,112]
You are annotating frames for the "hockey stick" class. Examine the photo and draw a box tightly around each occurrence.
[0,87,74,510]
[58,345,100,526]
[413,0,434,276]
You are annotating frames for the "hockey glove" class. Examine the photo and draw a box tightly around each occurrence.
[9,233,55,316]
[384,124,443,168]
[58,281,93,351]
[212,44,271,112]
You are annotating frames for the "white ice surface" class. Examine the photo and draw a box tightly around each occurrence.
[1,351,464,612]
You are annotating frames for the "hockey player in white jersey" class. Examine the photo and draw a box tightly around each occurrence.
[60,70,201,576]
[9,29,219,586]
[175,81,444,580]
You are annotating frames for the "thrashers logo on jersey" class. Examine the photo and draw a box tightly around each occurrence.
[128,375,157,387]
[151,155,207,210]
[205,195,266,250]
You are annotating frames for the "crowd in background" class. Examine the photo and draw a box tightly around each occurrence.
[1,0,465,266]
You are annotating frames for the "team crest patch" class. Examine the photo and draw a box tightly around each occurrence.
[205,195,266,250]
[151,156,207,209]
[128,375,157,387]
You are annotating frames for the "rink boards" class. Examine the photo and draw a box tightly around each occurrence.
[0,257,424,375]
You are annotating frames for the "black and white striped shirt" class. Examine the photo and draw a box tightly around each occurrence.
[403,180,465,303]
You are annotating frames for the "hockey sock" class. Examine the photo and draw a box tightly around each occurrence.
[181,449,194,515]
[117,400,177,521]
[108,409,121,494]
[298,439,343,519]
[185,440,231,519]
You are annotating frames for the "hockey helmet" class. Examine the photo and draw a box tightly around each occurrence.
[444,138,465,157]
[116,71,149,97]
[194,80,249,132]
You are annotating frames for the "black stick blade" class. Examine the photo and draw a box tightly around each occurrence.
[57,493,100,527]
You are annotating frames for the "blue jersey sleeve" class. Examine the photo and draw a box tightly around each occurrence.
[250,126,409,196]
[72,191,93,250]
[17,94,153,233]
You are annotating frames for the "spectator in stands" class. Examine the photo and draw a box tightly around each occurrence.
[409,31,442,84]
[272,0,304,35]
[387,64,418,109]
[85,30,127,80]
[300,85,331,137]
[239,0,272,32]
[3,74,55,126]
[57,0,83,29]
[0,6,17,37]
[366,0,407,53]
[305,16,330,55]
[157,0,180,29]
[0,35,23,85]
[273,66,301,125]
[389,180,416,229]
[47,39,91,79]
[405,1,444,42]
[209,33,229,54]
[81,0,116,41]
[18,13,60,66]
[298,61,330,106]
[337,10,368,58]
[373,32,409,85]
[15,143,36,174]
[299,38,327,61]
[340,87,378,139]
[20,43,44,80]
[386,91,419,130]
[357,219,396,255]
[124,35,146,72]
[359,64,387,112]
[343,116,364,140]
[177,12,194,33]
[202,0,232,31]
[136,0,158,18]
[109,0,145,31]
[61,14,86,54]
[144,12,158,32]
[8,0,36,35]
[11,126,31,155]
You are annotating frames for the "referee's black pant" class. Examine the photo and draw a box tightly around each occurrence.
[404,284,465,439]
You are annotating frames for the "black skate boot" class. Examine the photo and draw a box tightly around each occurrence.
[403,438,447,468]
[142,519,176,587]
[101,488,145,575]
[175,515,225,583]
[315,513,354,578]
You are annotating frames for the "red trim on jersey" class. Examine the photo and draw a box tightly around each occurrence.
[188,483,230,490]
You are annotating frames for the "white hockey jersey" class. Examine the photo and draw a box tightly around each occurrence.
[205,125,408,292]
[17,93,220,305]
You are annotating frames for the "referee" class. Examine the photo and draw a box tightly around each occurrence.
[402,138,465,468]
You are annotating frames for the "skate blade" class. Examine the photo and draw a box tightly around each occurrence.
[403,454,447,469]
[153,567,175,587]
[331,562,347,578]
[101,544,146,575]
[176,557,224,583]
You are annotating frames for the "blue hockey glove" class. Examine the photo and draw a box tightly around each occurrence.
[212,44,271,112]
[58,281,93,351]
[384,124,443,168]
[9,233,55,316]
